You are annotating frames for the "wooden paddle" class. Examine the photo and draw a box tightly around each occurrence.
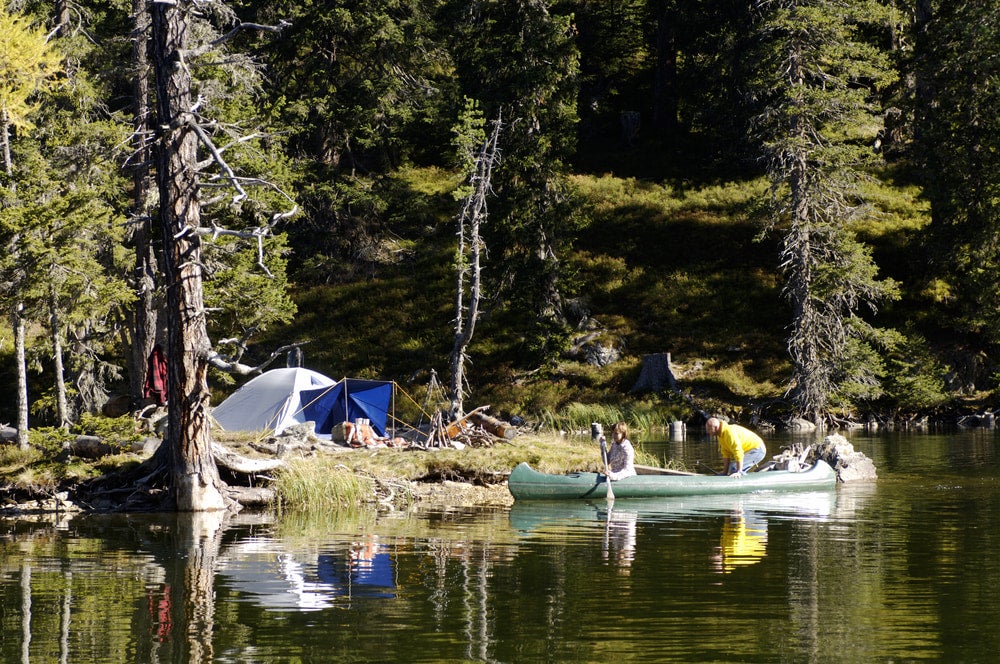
[600,436,615,501]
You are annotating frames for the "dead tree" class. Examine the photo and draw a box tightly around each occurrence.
[148,0,292,511]
[449,114,502,417]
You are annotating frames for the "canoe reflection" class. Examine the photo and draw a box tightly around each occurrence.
[510,489,838,574]
[509,489,838,530]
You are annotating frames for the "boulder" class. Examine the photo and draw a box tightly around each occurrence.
[786,417,817,431]
[816,434,878,482]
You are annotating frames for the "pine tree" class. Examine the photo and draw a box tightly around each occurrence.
[0,5,64,446]
[147,0,297,510]
[749,0,901,422]
[917,3,1000,351]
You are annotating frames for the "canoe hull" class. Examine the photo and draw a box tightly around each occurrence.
[507,460,837,501]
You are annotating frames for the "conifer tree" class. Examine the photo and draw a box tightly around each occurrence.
[749,0,900,422]
[916,3,1000,353]
[0,5,63,446]
[148,0,296,510]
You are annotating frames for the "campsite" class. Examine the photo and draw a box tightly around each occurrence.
[212,368,399,445]
[210,367,512,451]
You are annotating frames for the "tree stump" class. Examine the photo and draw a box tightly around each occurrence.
[631,353,677,393]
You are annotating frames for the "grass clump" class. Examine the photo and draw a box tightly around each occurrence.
[539,401,687,435]
[275,458,381,510]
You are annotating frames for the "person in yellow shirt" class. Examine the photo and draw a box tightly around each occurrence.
[705,417,766,476]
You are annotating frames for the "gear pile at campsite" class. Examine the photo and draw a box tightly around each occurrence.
[209,367,518,450]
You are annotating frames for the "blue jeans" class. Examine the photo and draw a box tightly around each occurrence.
[728,445,766,474]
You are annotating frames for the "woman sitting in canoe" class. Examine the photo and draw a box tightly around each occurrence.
[602,421,637,481]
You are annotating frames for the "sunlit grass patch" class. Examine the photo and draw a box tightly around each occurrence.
[274,458,382,510]
[0,445,41,475]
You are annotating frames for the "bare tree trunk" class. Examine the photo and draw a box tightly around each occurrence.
[14,305,28,449]
[450,116,501,417]
[1,114,11,175]
[128,0,158,408]
[49,289,70,428]
[151,0,226,511]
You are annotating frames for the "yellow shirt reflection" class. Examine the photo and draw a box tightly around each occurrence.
[718,513,767,573]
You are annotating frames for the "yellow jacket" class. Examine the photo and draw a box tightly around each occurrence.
[718,422,764,465]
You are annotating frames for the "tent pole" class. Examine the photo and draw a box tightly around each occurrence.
[343,377,349,428]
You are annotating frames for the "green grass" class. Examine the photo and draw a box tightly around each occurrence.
[241,165,927,423]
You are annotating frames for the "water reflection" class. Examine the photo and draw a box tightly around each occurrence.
[602,506,636,571]
[509,489,841,530]
[509,489,845,582]
[7,431,1000,662]
[711,507,767,573]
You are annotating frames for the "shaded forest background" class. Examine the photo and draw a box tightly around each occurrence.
[0,0,997,430]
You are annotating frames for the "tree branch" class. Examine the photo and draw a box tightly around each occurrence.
[206,341,311,375]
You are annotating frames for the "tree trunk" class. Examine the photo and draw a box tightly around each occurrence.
[450,116,501,417]
[49,290,70,428]
[652,0,679,135]
[631,352,677,393]
[151,0,226,511]
[54,0,71,38]
[1,115,11,175]
[14,305,28,450]
[128,0,158,409]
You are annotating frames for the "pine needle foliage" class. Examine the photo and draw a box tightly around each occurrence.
[750,0,903,422]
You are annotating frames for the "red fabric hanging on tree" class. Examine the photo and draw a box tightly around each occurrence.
[143,345,168,405]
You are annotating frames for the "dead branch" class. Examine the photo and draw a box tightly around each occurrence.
[205,341,311,375]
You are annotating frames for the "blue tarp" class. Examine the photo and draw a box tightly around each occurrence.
[299,379,393,437]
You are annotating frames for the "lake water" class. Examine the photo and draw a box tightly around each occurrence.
[2,429,999,662]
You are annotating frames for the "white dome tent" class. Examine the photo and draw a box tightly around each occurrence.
[212,367,337,435]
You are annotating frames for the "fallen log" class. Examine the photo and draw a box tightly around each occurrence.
[211,443,285,475]
[467,411,517,439]
[445,405,491,438]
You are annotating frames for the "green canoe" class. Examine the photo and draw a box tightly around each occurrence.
[507,459,837,501]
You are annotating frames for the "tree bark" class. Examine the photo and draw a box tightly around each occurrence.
[151,0,226,511]
[49,289,70,428]
[14,306,29,450]
[1,114,11,175]
[128,0,159,409]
